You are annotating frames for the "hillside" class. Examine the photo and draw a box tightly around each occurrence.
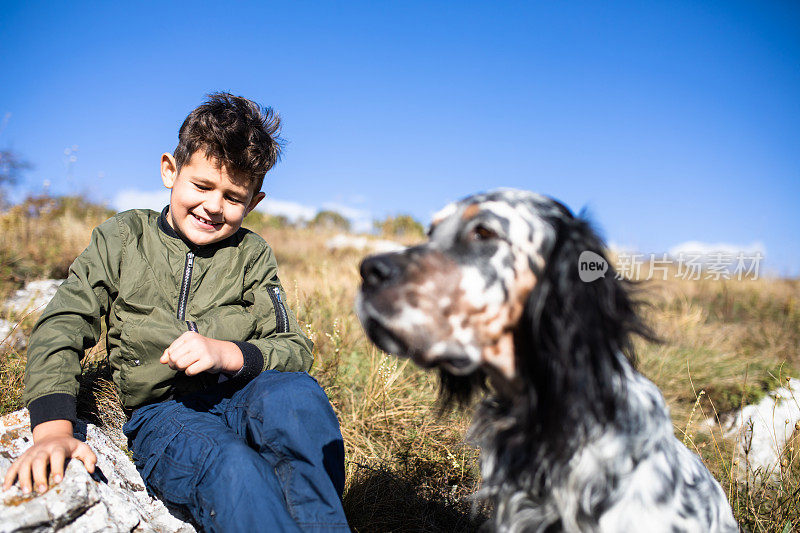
[1,197,798,531]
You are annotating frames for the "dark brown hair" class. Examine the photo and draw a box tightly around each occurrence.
[174,92,283,193]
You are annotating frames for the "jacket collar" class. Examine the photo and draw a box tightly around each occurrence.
[158,205,182,240]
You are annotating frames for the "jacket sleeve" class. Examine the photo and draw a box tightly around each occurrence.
[231,242,314,379]
[23,217,122,429]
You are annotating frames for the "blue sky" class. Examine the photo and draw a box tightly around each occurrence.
[1,1,798,275]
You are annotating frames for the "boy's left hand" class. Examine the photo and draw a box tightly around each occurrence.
[160,332,243,376]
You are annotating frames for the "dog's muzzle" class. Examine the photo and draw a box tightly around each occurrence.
[360,253,405,291]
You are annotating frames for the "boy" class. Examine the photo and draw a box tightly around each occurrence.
[3,93,349,532]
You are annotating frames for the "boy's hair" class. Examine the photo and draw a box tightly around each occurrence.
[174,92,283,193]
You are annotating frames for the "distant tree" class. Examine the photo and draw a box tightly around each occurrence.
[14,194,114,220]
[267,214,290,229]
[0,148,32,206]
[244,210,291,230]
[375,214,424,238]
[0,149,31,186]
[244,210,266,227]
[310,210,351,231]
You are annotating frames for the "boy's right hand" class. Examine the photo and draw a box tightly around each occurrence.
[2,419,96,495]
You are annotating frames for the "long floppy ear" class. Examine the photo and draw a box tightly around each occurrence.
[512,210,656,453]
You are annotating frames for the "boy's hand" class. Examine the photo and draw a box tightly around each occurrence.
[2,419,96,494]
[160,332,243,376]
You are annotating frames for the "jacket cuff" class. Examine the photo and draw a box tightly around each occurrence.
[27,393,77,431]
[230,341,264,382]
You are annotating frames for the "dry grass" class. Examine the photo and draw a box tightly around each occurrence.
[1,198,798,531]
[632,276,800,531]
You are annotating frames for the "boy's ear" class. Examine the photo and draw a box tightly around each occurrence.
[161,153,178,189]
[246,192,266,215]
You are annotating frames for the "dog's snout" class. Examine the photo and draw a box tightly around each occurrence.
[360,254,401,288]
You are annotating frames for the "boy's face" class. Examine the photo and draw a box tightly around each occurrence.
[160,151,265,246]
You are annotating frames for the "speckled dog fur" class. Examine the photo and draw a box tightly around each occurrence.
[357,189,738,533]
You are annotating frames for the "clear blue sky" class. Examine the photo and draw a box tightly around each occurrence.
[1,1,798,274]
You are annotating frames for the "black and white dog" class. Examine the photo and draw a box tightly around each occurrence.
[356,190,737,532]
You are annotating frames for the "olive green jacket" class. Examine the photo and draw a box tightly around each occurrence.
[23,208,313,429]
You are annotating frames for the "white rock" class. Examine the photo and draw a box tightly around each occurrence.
[0,319,26,351]
[326,234,404,254]
[724,378,800,479]
[0,459,101,532]
[0,409,195,533]
[3,279,64,315]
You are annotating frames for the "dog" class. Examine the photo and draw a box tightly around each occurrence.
[356,189,738,532]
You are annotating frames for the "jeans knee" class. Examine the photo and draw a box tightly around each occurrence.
[199,443,276,497]
[234,372,340,443]
[253,370,317,390]
[248,371,329,409]
[206,444,260,479]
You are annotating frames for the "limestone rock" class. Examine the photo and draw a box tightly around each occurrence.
[0,319,26,352]
[724,378,800,480]
[3,279,64,316]
[326,234,404,254]
[0,409,195,533]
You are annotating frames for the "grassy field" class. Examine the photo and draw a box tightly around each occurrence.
[1,197,799,531]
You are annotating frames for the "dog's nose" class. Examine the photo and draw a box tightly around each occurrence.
[360,255,400,288]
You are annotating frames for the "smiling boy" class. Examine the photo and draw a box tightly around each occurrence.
[4,93,349,532]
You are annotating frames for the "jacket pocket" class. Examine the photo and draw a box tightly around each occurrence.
[118,309,182,409]
[194,306,258,342]
[118,316,146,365]
[146,421,212,505]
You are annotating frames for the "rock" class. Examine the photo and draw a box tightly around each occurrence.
[326,234,404,254]
[3,280,64,316]
[0,319,26,352]
[0,409,195,533]
[724,378,800,479]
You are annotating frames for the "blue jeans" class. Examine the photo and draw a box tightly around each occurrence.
[122,371,349,532]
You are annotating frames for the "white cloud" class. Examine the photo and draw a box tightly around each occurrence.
[112,189,170,212]
[257,198,316,221]
[607,241,639,255]
[321,202,369,220]
[668,240,766,258]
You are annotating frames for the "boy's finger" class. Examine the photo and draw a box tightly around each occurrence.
[17,459,32,494]
[178,351,201,369]
[3,460,19,490]
[161,334,187,363]
[171,332,192,347]
[163,347,184,368]
[185,359,211,376]
[73,443,97,473]
[169,347,196,370]
[50,448,67,484]
[31,454,49,493]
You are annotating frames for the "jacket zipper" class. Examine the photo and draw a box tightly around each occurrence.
[177,251,286,336]
[268,286,289,333]
[131,251,198,369]
[177,251,195,324]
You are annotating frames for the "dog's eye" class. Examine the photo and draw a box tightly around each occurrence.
[471,224,498,241]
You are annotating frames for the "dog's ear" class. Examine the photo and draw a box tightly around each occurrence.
[514,213,655,444]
